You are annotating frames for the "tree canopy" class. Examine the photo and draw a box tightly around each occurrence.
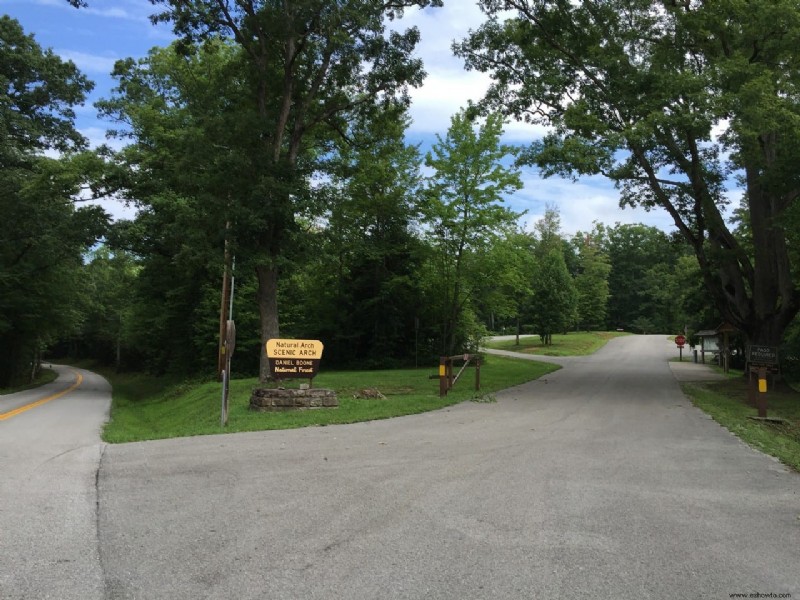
[0,16,107,386]
[141,0,442,380]
[11,3,800,383]
[422,110,523,354]
[456,0,800,347]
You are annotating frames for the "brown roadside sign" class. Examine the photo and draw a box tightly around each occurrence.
[747,345,778,367]
[266,339,324,379]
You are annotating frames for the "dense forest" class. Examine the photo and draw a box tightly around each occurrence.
[2,0,800,387]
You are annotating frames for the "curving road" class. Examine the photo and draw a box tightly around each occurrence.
[1,337,798,599]
[0,365,111,600]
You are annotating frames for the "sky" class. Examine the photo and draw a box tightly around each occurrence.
[3,0,680,235]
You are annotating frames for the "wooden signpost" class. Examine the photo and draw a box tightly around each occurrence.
[747,345,779,418]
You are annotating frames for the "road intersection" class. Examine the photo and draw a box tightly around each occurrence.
[1,337,798,599]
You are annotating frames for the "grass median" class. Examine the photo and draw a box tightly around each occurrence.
[101,355,560,443]
[484,330,630,356]
[681,373,800,471]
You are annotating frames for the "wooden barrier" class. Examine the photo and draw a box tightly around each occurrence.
[439,354,481,397]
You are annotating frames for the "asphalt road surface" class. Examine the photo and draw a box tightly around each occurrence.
[2,336,799,599]
[0,365,111,600]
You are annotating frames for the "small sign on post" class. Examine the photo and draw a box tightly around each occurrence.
[675,334,686,361]
[747,345,779,367]
[747,345,779,418]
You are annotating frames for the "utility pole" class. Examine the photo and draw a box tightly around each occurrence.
[217,223,232,380]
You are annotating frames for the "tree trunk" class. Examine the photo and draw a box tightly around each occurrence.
[740,139,800,349]
[30,346,39,384]
[256,262,280,383]
[115,332,121,373]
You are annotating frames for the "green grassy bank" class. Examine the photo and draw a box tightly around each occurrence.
[101,356,560,443]
[682,374,800,471]
[484,330,630,356]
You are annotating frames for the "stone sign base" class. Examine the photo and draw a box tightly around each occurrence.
[250,387,338,411]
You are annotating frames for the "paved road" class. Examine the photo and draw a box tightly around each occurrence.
[0,365,111,600]
[97,335,798,599]
[2,337,799,599]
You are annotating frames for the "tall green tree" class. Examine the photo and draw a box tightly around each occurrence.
[532,204,564,257]
[0,17,107,386]
[472,229,536,339]
[525,208,577,342]
[572,233,610,331]
[602,224,679,332]
[76,247,140,371]
[528,248,578,344]
[289,109,428,368]
[457,0,800,348]
[422,110,523,355]
[98,42,259,375]
[149,0,442,381]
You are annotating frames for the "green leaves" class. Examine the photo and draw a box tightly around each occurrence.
[458,0,800,347]
[421,110,523,354]
[0,16,93,161]
[0,17,107,385]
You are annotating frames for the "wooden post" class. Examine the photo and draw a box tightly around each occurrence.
[439,356,447,397]
[475,356,481,391]
[757,367,768,418]
[448,358,454,391]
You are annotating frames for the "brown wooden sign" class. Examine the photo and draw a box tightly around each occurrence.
[747,345,779,367]
[266,339,324,379]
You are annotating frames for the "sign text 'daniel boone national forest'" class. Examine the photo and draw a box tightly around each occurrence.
[265,339,324,379]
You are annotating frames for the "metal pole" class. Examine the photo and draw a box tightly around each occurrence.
[220,369,228,426]
[228,255,236,320]
[217,223,231,380]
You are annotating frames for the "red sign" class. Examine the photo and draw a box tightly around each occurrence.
[675,335,686,347]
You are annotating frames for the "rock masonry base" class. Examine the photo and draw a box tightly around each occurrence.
[250,387,338,411]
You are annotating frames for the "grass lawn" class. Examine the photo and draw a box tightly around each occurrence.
[0,368,58,395]
[681,375,800,471]
[484,330,630,356]
[101,355,560,443]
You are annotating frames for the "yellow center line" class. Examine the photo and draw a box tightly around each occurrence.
[0,371,84,421]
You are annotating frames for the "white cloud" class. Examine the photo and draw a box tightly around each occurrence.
[395,3,493,133]
[407,69,488,132]
[79,126,127,151]
[85,6,141,21]
[87,197,139,222]
[402,4,686,235]
[56,49,118,74]
[512,172,677,236]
